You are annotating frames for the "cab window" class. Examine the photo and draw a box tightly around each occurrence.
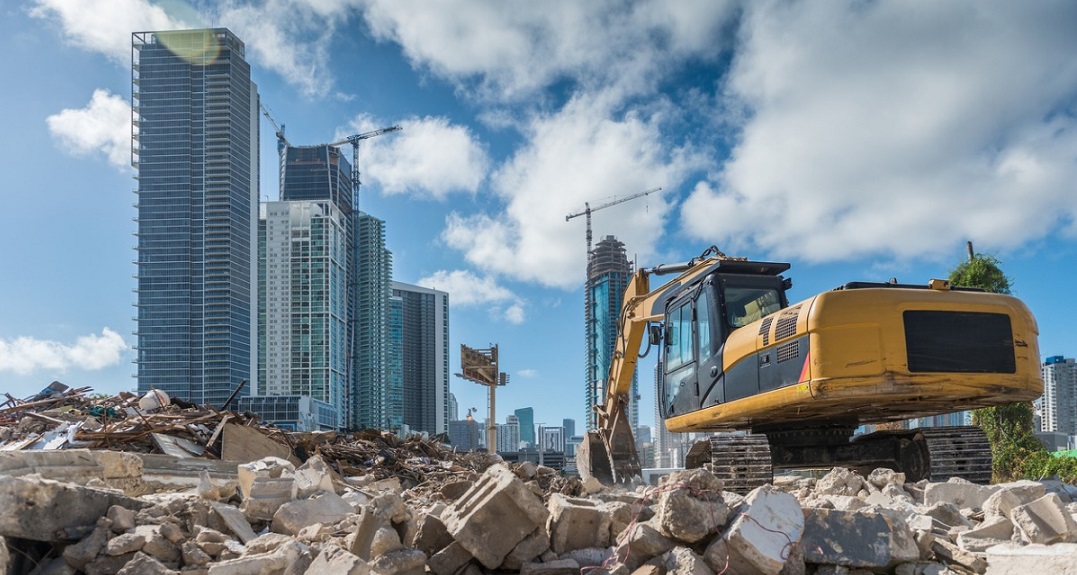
[724,285,783,328]
[665,301,694,371]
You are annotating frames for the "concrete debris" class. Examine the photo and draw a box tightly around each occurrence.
[3,415,1077,575]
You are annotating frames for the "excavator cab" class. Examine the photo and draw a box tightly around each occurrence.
[657,261,791,420]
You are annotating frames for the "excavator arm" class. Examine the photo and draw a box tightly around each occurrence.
[578,246,732,484]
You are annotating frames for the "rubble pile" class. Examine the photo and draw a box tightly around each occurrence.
[0,385,504,494]
[2,450,1076,575]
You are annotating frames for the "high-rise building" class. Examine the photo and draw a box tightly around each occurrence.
[585,236,637,431]
[515,407,535,446]
[449,393,459,422]
[448,418,483,451]
[132,29,258,406]
[562,418,576,439]
[353,213,393,430]
[497,414,521,453]
[255,201,348,428]
[539,425,566,453]
[391,281,450,435]
[1040,356,1077,435]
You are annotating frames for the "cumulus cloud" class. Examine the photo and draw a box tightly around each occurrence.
[0,328,128,375]
[682,1,1077,262]
[30,0,193,63]
[47,89,133,169]
[343,115,488,198]
[360,0,738,101]
[217,0,341,97]
[444,94,700,289]
[517,368,538,378]
[31,0,345,97]
[417,269,526,324]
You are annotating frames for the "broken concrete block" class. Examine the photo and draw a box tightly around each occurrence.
[820,495,867,511]
[502,526,551,570]
[930,539,986,574]
[428,541,473,575]
[663,546,713,575]
[867,468,906,489]
[304,546,369,575]
[115,552,177,575]
[956,516,1015,552]
[919,502,973,529]
[244,532,296,555]
[714,485,803,575]
[182,541,212,567]
[547,493,611,553]
[655,468,728,543]
[800,508,913,569]
[369,548,426,575]
[924,480,999,510]
[1011,492,1077,544]
[983,481,1048,520]
[442,464,550,569]
[370,526,404,557]
[520,558,581,575]
[62,520,111,569]
[984,542,1077,575]
[346,507,384,561]
[237,457,297,524]
[105,530,147,556]
[211,502,258,543]
[615,520,675,571]
[410,512,453,556]
[137,525,180,563]
[208,539,311,575]
[0,475,148,542]
[294,454,337,498]
[272,492,353,535]
[816,468,864,496]
[108,505,137,533]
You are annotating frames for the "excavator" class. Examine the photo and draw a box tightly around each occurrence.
[578,246,1043,491]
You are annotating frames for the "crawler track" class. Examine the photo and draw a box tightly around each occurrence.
[710,433,773,494]
[918,425,993,484]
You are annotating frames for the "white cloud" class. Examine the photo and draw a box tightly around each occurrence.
[360,0,738,101]
[217,0,340,98]
[0,328,128,375]
[517,368,538,378]
[47,89,133,169]
[444,94,700,289]
[30,0,193,63]
[343,115,488,198]
[417,269,526,324]
[682,1,1077,262]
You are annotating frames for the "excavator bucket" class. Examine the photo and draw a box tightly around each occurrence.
[577,401,642,485]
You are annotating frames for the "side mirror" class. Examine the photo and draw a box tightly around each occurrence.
[782,277,793,291]
[648,324,664,347]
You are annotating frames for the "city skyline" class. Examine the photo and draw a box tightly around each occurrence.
[3,2,1077,431]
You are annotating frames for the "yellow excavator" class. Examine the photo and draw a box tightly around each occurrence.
[578,246,1043,490]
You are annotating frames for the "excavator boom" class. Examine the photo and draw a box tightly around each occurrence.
[579,246,734,484]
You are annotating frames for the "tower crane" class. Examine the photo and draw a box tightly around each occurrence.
[565,186,661,430]
[258,102,290,154]
[328,125,402,208]
[565,187,661,258]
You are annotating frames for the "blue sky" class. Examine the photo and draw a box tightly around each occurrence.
[2,1,1076,433]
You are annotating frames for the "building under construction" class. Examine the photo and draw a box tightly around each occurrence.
[584,236,638,432]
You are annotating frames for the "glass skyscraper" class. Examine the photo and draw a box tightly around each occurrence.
[585,236,637,431]
[354,213,393,430]
[391,281,450,435]
[132,29,258,406]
